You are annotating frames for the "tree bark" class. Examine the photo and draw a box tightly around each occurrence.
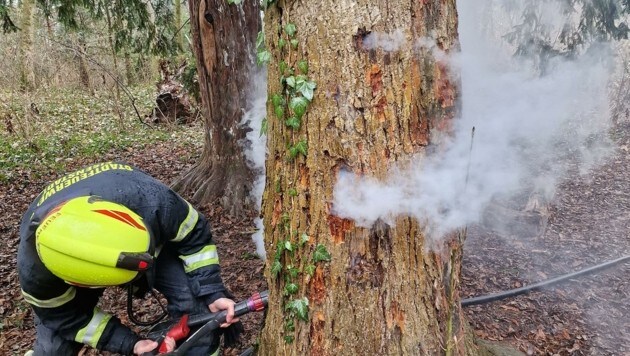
[173,0,261,215]
[104,4,124,123]
[124,51,134,87]
[174,0,184,50]
[75,33,92,94]
[259,1,481,355]
[18,0,35,91]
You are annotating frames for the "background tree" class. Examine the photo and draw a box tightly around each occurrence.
[18,0,35,91]
[258,1,480,354]
[503,0,628,71]
[172,0,261,215]
[0,0,18,33]
[70,30,92,92]
[174,0,183,51]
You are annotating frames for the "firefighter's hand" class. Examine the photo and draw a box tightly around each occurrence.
[133,336,175,354]
[209,298,240,328]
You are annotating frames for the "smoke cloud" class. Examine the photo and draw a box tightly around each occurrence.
[363,29,406,52]
[240,69,268,258]
[332,1,615,239]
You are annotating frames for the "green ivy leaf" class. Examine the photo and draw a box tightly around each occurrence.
[275,106,284,119]
[284,23,297,37]
[275,241,284,259]
[288,187,298,196]
[297,60,309,74]
[271,93,285,109]
[288,146,299,160]
[284,283,299,295]
[290,38,299,49]
[295,140,308,157]
[300,233,310,246]
[278,38,286,50]
[271,260,282,277]
[285,76,296,88]
[304,264,316,276]
[284,335,294,344]
[287,265,300,279]
[279,61,288,75]
[257,50,271,66]
[285,116,301,129]
[285,319,295,332]
[286,297,309,321]
[260,117,268,137]
[256,31,265,49]
[295,77,317,101]
[313,243,331,263]
[289,97,308,119]
[284,240,293,252]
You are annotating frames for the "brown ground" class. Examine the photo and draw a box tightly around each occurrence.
[1,122,628,355]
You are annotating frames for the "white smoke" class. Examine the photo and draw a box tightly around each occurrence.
[240,68,268,258]
[363,29,406,52]
[363,28,448,60]
[332,1,615,239]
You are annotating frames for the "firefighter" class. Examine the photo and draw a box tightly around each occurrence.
[17,162,241,355]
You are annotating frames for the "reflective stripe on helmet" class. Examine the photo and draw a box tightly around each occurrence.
[21,287,76,308]
[75,307,112,348]
[179,245,219,273]
[171,201,199,242]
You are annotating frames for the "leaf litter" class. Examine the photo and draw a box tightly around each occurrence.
[1,90,628,354]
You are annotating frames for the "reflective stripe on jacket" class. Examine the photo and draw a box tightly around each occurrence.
[17,162,226,355]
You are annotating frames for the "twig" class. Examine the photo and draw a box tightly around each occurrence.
[171,17,191,44]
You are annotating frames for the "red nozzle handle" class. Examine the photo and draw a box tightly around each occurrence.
[158,314,190,354]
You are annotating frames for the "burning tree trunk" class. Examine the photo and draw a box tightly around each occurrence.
[172,0,261,215]
[259,1,481,355]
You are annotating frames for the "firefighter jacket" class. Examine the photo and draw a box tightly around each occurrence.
[17,162,227,355]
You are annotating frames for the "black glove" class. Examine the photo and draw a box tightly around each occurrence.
[218,319,244,348]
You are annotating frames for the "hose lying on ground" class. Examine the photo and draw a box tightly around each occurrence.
[461,255,630,306]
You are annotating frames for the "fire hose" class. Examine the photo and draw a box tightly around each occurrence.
[461,255,630,306]
[136,256,629,353]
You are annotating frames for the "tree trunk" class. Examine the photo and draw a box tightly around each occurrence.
[259,1,481,355]
[124,51,134,86]
[172,0,261,215]
[104,4,124,124]
[18,0,35,91]
[174,0,184,50]
[75,33,92,94]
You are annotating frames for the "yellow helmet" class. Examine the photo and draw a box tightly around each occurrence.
[36,196,153,287]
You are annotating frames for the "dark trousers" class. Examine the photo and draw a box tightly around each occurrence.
[32,250,219,356]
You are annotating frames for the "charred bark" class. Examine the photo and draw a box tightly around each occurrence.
[172,0,261,215]
[259,0,482,355]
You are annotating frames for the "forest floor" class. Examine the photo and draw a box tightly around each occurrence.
[462,119,630,355]
[0,110,628,354]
